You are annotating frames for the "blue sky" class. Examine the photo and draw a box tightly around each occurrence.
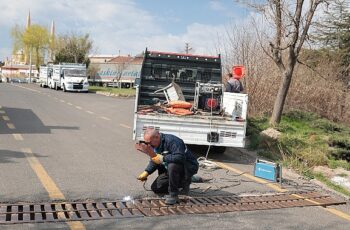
[0,0,251,61]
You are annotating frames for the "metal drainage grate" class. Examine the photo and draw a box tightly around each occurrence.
[0,191,345,224]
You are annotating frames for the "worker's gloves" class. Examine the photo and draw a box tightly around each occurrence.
[151,154,164,165]
[137,171,149,181]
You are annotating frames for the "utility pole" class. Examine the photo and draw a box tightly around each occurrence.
[185,43,192,54]
[29,48,32,83]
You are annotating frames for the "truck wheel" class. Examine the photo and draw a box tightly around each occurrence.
[55,84,58,90]
[63,84,66,92]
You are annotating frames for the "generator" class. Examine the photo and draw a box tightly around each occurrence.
[193,82,224,114]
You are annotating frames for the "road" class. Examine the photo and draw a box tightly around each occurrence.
[0,83,349,229]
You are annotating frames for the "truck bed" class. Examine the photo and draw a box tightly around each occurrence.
[133,112,247,147]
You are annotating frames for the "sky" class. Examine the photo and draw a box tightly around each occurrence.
[0,0,251,60]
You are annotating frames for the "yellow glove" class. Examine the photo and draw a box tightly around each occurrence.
[151,154,164,165]
[137,171,148,181]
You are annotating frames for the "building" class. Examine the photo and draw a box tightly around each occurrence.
[88,55,119,64]
[88,54,144,87]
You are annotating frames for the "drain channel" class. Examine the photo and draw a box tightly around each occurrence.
[0,191,345,224]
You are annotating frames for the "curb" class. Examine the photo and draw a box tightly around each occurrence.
[94,90,135,98]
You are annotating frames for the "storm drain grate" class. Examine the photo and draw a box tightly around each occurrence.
[0,191,345,224]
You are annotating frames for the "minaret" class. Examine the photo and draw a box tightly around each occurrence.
[25,10,31,64]
[49,20,55,62]
[26,10,31,29]
[50,20,55,37]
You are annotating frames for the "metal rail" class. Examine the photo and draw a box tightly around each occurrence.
[0,192,345,224]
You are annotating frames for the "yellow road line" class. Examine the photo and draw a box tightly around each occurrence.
[325,208,350,221]
[7,123,15,129]
[100,116,111,121]
[215,161,350,221]
[292,193,350,221]
[3,115,10,121]
[21,148,86,229]
[75,106,82,110]
[215,162,287,192]
[22,148,65,199]
[120,123,131,129]
[13,133,23,141]
[85,110,94,114]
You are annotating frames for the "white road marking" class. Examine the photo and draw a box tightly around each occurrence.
[2,116,10,121]
[100,116,111,121]
[75,106,82,110]
[86,110,94,114]
[7,123,15,129]
[13,133,24,141]
[120,124,131,129]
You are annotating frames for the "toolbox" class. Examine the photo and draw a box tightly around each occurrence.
[254,159,282,183]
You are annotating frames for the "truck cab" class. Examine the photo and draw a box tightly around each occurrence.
[50,63,89,92]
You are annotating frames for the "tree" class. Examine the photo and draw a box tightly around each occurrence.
[87,64,100,83]
[11,25,25,63]
[314,1,350,71]
[241,0,327,125]
[11,24,49,69]
[54,33,93,65]
[22,25,50,70]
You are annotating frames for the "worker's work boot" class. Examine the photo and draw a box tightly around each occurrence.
[164,194,179,205]
[180,185,190,196]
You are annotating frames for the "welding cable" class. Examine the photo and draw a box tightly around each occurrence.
[282,180,316,192]
[142,181,153,192]
[205,90,215,160]
[197,157,220,170]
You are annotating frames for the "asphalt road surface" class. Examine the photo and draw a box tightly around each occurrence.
[0,83,349,229]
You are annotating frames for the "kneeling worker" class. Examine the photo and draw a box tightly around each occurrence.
[135,128,199,205]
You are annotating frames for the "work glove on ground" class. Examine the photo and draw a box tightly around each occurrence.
[137,171,149,181]
[151,154,164,165]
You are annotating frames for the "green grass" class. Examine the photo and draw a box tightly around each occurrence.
[313,172,350,197]
[248,110,350,166]
[327,159,350,170]
[337,173,348,178]
[89,86,135,97]
[248,110,350,196]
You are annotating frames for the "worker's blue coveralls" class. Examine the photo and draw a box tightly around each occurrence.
[144,133,199,196]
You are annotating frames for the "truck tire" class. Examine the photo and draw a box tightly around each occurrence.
[63,84,66,92]
[55,84,58,90]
